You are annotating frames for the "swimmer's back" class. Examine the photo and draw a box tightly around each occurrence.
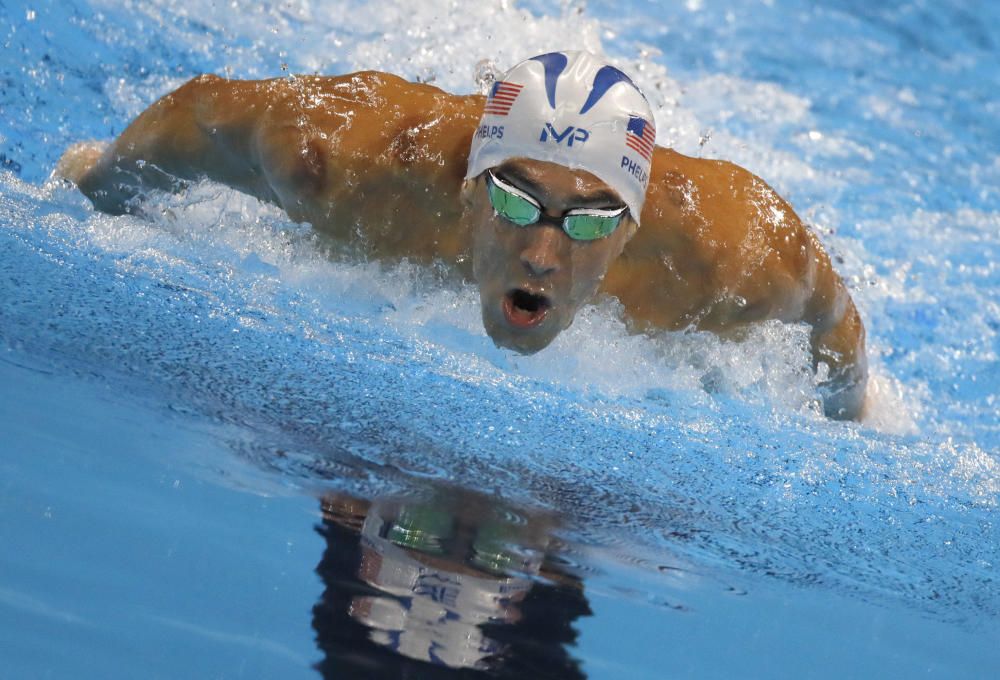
[80,71,485,261]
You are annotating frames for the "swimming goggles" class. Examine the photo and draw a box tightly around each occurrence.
[486,170,627,241]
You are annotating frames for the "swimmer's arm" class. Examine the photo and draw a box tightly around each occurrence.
[64,75,283,214]
[800,231,869,420]
[730,173,868,420]
[679,158,868,419]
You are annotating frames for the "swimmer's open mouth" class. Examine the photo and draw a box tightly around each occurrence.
[503,289,551,328]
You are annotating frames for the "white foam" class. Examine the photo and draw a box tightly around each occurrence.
[40,175,835,426]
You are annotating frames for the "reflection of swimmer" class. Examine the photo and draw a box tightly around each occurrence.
[58,50,867,419]
[313,488,589,678]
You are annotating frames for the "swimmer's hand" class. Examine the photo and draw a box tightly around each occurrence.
[54,141,107,186]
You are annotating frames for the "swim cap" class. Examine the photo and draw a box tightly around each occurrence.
[466,51,655,223]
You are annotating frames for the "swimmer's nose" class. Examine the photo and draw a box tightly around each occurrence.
[520,226,562,277]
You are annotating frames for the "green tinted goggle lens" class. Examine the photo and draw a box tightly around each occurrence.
[487,175,539,226]
[563,212,622,240]
[486,171,626,241]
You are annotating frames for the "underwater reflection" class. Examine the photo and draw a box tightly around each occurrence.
[312,484,591,678]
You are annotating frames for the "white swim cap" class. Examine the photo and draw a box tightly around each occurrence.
[466,51,655,223]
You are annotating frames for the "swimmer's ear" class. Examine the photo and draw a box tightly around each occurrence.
[460,177,481,208]
[623,215,640,242]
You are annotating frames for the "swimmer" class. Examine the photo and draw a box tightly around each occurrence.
[57,51,867,419]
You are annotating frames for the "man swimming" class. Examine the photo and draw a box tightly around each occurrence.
[57,51,867,419]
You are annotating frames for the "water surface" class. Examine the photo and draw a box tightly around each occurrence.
[1,0,997,677]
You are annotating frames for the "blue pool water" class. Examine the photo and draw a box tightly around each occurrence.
[1,0,997,677]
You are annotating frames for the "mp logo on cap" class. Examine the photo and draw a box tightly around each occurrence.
[539,123,590,146]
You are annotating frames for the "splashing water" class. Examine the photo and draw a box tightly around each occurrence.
[1,0,998,674]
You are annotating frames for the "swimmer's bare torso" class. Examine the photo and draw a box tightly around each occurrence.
[60,71,867,419]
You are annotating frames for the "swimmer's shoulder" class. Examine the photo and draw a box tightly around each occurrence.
[643,146,806,249]
[648,147,761,211]
[625,147,815,296]
[632,148,745,260]
[643,146,822,314]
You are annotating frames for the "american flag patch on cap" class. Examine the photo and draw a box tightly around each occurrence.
[484,81,524,116]
[625,115,655,161]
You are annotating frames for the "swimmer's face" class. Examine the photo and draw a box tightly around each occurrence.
[462,158,637,354]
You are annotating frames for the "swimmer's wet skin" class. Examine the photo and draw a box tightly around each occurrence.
[58,51,868,420]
